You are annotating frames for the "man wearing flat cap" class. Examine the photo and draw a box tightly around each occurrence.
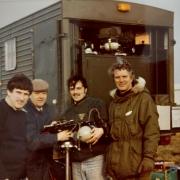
[25,79,72,180]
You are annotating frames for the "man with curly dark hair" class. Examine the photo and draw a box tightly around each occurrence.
[60,75,109,180]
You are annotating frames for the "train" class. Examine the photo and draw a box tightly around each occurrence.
[0,0,176,130]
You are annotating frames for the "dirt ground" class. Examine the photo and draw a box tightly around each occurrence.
[155,132,180,164]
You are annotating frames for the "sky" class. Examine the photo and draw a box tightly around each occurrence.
[122,0,180,85]
[0,0,59,28]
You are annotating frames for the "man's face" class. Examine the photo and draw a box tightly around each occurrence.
[30,91,48,108]
[7,88,30,110]
[113,69,133,92]
[69,81,87,103]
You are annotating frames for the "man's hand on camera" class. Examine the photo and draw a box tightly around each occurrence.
[57,130,72,141]
[86,127,104,145]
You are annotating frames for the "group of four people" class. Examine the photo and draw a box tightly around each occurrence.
[0,59,160,180]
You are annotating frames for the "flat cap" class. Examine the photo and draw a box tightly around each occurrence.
[32,79,49,92]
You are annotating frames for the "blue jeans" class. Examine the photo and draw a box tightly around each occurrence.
[72,154,105,180]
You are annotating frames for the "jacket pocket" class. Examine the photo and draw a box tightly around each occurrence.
[110,118,131,140]
[129,140,142,173]
[106,141,138,177]
[124,113,141,136]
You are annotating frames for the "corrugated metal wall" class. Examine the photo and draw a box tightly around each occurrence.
[0,1,61,99]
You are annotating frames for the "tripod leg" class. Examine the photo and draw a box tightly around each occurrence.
[66,147,70,180]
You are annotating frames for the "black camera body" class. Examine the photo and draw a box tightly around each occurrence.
[42,119,78,133]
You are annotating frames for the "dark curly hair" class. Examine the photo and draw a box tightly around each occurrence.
[7,73,33,94]
[67,75,88,90]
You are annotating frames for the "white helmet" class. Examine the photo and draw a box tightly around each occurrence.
[77,126,92,142]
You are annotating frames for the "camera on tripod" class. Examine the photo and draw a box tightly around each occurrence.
[42,119,78,134]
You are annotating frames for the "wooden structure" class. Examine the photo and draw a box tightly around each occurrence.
[0,0,175,115]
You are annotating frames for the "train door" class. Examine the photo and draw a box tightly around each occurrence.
[68,20,174,106]
[33,19,60,105]
[61,0,174,107]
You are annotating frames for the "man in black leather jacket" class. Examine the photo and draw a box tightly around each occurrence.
[60,75,109,180]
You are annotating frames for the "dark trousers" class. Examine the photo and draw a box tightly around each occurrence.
[27,159,65,180]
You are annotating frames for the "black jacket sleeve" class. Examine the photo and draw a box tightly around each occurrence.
[26,105,58,151]
[92,99,109,137]
[0,106,8,178]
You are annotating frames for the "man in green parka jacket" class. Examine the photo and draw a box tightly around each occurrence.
[106,59,160,180]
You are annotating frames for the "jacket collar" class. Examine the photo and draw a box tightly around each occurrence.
[26,100,47,112]
[110,76,146,99]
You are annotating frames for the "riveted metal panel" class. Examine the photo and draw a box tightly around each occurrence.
[0,46,2,99]
[0,30,33,98]
[62,0,173,27]
[33,19,60,105]
[0,1,62,100]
